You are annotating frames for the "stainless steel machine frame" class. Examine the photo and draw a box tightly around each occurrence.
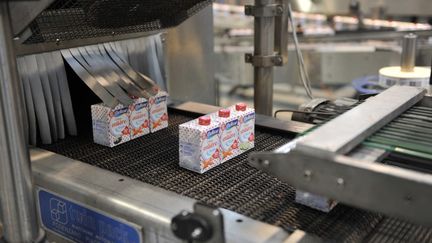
[0,2,44,242]
[245,0,289,116]
[250,86,432,227]
[30,102,317,243]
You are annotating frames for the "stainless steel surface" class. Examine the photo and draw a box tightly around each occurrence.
[274,0,289,65]
[298,86,426,155]
[51,51,77,136]
[166,5,216,105]
[172,101,314,134]
[0,2,43,242]
[9,0,54,37]
[31,148,294,243]
[26,54,52,144]
[42,52,65,140]
[35,53,58,142]
[401,33,417,72]
[15,30,162,57]
[253,0,275,116]
[104,42,159,98]
[61,49,119,108]
[291,0,432,16]
[16,57,37,145]
[249,150,432,227]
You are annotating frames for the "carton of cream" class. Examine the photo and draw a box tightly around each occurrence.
[149,91,169,133]
[215,109,240,163]
[232,103,255,151]
[129,97,150,139]
[91,103,130,147]
[179,116,221,174]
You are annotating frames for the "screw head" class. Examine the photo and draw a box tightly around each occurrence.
[337,178,345,187]
[191,227,203,239]
[404,195,413,204]
[276,6,284,15]
[274,56,283,65]
[260,159,270,167]
[304,170,312,180]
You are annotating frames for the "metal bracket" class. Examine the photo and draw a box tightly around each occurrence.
[245,4,284,17]
[171,203,225,243]
[245,53,283,67]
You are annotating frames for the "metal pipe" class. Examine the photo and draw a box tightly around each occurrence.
[0,2,44,242]
[401,33,417,72]
[254,0,275,116]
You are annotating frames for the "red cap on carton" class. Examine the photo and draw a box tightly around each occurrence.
[218,109,230,118]
[198,116,211,126]
[235,103,247,111]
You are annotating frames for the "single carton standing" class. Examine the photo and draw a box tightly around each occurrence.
[232,103,255,152]
[149,91,169,133]
[130,97,150,139]
[216,109,240,163]
[179,116,221,173]
[91,103,130,147]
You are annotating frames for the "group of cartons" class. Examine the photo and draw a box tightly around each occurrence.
[179,103,255,173]
[91,91,169,147]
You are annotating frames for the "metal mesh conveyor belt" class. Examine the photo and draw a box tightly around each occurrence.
[40,111,432,242]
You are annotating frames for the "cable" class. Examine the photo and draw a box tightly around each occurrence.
[287,3,314,99]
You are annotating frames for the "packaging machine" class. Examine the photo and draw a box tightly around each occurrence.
[1,1,432,243]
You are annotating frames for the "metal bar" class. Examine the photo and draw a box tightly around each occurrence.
[254,0,275,116]
[249,150,432,227]
[274,0,288,64]
[401,33,417,72]
[30,148,294,243]
[0,2,43,242]
[298,86,426,155]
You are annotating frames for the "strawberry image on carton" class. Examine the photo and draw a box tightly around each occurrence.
[179,116,221,174]
[91,103,130,147]
[130,97,150,139]
[232,103,255,151]
[216,109,240,163]
[149,91,169,133]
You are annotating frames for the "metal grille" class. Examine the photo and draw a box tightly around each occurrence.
[24,0,212,44]
[40,111,432,242]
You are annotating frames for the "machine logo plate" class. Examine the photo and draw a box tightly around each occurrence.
[38,189,142,243]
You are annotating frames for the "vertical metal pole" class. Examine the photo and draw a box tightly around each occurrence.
[254,0,275,116]
[401,33,417,72]
[0,2,44,243]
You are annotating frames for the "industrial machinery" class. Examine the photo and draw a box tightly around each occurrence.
[2,1,432,243]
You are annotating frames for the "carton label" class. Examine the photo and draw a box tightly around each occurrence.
[239,114,255,145]
[130,101,149,138]
[202,134,220,163]
[150,95,168,131]
[221,119,239,159]
[109,114,128,137]
[207,127,220,139]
